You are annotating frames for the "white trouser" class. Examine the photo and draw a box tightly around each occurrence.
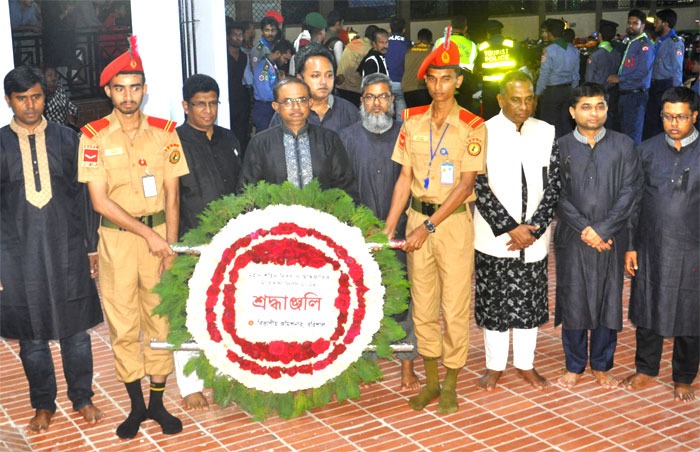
[483,327,538,371]
[174,350,204,398]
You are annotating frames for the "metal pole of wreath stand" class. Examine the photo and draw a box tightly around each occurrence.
[160,240,414,353]
[150,341,415,353]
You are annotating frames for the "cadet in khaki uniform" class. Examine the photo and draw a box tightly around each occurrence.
[384,41,486,415]
[78,37,189,439]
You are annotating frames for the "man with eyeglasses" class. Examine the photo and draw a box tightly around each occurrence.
[339,73,419,392]
[554,83,642,391]
[624,86,700,402]
[173,74,242,411]
[239,78,358,201]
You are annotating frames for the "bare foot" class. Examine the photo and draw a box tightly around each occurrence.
[516,368,550,390]
[591,370,618,389]
[400,360,420,391]
[183,392,209,411]
[476,370,502,391]
[557,371,581,389]
[673,383,695,402]
[622,372,654,390]
[78,404,104,424]
[26,409,53,433]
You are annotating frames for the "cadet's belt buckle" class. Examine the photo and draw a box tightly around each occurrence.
[137,215,153,227]
[422,203,436,216]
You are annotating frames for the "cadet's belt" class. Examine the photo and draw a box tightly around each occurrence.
[411,198,467,217]
[101,211,166,231]
[618,88,646,94]
[547,83,572,88]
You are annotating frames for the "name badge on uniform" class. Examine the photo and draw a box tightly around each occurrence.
[441,162,454,185]
[142,175,157,198]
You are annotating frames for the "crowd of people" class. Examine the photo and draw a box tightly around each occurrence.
[1,5,698,442]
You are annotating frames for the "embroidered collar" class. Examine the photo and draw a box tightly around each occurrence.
[9,115,47,136]
[573,127,606,145]
[665,128,699,148]
[282,123,309,138]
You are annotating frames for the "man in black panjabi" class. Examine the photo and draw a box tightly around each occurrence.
[0,65,104,433]
[623,87,700,402]
[238,77,358,201]
[555,83,643,390]
[339,73,419,391]
[174,73,242,411]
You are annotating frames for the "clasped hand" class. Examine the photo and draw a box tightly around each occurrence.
[581,226,612,252]
[506,224,539,251]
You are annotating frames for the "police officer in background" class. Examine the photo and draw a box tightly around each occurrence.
[475,20,519,120]
[434,16,478,113]
[536,18,580,138]
[607,9,654,144]
[643,9,685,139]
[585,20,622,130]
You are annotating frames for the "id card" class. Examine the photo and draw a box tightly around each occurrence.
[440,162,454,185]
[142,175,157,198]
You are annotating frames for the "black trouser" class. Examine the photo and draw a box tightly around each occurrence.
[635,326,700,384]
[605,86,620,132]
[230,99,251,157]
[19,330,95,412]
[643,78,674,140]
[537,84,574,138]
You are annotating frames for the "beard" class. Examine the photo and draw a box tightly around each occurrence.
[360,103,395,134]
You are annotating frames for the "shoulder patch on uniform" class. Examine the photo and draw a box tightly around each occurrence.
[459,109,484,129]
[147,116,177,132]
[402,105,430,120]
[80,118,110,139]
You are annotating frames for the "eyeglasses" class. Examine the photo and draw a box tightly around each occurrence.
[660,113,692,123]
[361,93,392,103]
[275,97,309,108]
[189,101,220,109]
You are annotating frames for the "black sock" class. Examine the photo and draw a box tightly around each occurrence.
[147,381,182,435]
[116,380,148,439]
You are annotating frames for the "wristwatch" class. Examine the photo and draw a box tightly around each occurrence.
[423,219,436,233]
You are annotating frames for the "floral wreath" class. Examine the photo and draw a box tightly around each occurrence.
[154,181,409,420]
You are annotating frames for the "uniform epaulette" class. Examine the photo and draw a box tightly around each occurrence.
[147,116,177,132]
[459,109,484,128]
[80,118,110,139]
[402,105,430,121]
[671,35,680,42]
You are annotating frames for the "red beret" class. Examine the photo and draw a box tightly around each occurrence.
[417,40,461,79]
[99,35,144,87]
[264,10,284,25]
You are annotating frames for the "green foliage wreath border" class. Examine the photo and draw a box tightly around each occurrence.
[153,181,409,421]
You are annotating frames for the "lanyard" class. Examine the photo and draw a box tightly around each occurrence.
[424,123,449,189]
[618,33,647,75]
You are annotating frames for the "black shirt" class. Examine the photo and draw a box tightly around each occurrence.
[176,122,242,235]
